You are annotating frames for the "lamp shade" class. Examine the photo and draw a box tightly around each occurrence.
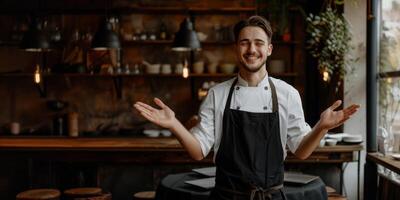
[172,18,201,51]
[91,18,121,50]
[20,19,51,52]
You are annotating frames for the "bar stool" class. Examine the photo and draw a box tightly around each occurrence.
[64,187,110,200]
[325,186,336,194]
[133,191,156,200]
[16,188,61,200]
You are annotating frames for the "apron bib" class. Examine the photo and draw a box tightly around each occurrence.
[210,78,286,200]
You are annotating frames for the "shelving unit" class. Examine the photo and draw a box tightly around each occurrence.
[0,1,303,81]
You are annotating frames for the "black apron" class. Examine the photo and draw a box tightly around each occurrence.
[210,78,286,200]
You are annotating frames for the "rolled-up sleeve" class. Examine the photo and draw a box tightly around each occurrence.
[286,89,311,153]
[190,89,216,157]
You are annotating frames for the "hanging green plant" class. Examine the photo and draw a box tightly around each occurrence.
[306,7,353,82]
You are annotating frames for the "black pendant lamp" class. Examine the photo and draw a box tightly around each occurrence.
[91,18,121,50]
[172,18,201,51]
[20,18,51,52]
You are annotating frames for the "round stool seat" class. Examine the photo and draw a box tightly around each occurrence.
[64,187,102,197]
[74,192,112,200]
[325,186,336,194]
[133,191,156,200]
[16,189,60,200]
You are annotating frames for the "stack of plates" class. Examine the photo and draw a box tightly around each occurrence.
[326,133,363,144]
[326,133,348,142]
[342,134,363,144]
[391,154,400,161]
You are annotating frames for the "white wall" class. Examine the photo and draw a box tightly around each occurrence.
[344,0,367,200]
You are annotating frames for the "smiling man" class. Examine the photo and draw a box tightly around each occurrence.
[134,16,359,200]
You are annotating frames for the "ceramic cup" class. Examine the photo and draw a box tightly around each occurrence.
[319,139,326,147]
[146,64,161,74]
[207,62,218,74]
[325,139,337,146]
[161,64,172,74]
[193,61,205,74]
[10,122,20,135]
[175,63,184,74]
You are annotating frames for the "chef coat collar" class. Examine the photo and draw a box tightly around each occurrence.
[237,72,270,87]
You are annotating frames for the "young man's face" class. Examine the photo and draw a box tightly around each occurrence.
[235,26,273,73]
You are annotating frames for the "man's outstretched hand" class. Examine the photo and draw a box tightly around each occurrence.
[134,98,176,129]
[318,100,360,130]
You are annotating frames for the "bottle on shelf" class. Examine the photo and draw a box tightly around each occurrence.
[159,21,167,40]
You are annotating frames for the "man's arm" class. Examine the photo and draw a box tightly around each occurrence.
[134,98,204,160]
[294,100,360,159]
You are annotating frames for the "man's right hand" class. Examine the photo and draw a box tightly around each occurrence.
[134,97,204,161]
[134,98,176,129]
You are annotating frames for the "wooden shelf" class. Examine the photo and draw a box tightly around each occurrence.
[0,7,256,15]
[0,72,298,78]
[1,40,300,48]
[122,40,300,47]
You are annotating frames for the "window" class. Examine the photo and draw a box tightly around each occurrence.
[379,0,400,152]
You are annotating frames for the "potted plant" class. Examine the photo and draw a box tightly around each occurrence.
[306,7,353,82]
[259,0,306,41]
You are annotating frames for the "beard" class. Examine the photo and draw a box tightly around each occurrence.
[239,56,267,73]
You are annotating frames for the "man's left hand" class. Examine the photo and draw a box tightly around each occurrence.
[319,100,360,130]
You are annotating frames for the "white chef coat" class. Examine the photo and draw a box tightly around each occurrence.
[191,74,311,161]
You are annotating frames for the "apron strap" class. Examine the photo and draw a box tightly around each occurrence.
[223,78,238,112]
[268,78,279,113]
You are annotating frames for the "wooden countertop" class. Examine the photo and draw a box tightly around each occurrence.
[0,136,182,151]
[0,136,362,152]
[367,152,400,175]
[0,137,363,163]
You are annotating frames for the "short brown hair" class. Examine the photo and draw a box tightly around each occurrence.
[233,16,273,43]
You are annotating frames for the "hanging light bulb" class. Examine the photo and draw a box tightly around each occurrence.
[34,64,41,84]
[182,59,189,78]
[322,69,330,82]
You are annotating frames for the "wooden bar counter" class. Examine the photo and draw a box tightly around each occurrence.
[0,136,363,198]
[0,137,183,151]
[0,136,213,164]
[0,136,362,164]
